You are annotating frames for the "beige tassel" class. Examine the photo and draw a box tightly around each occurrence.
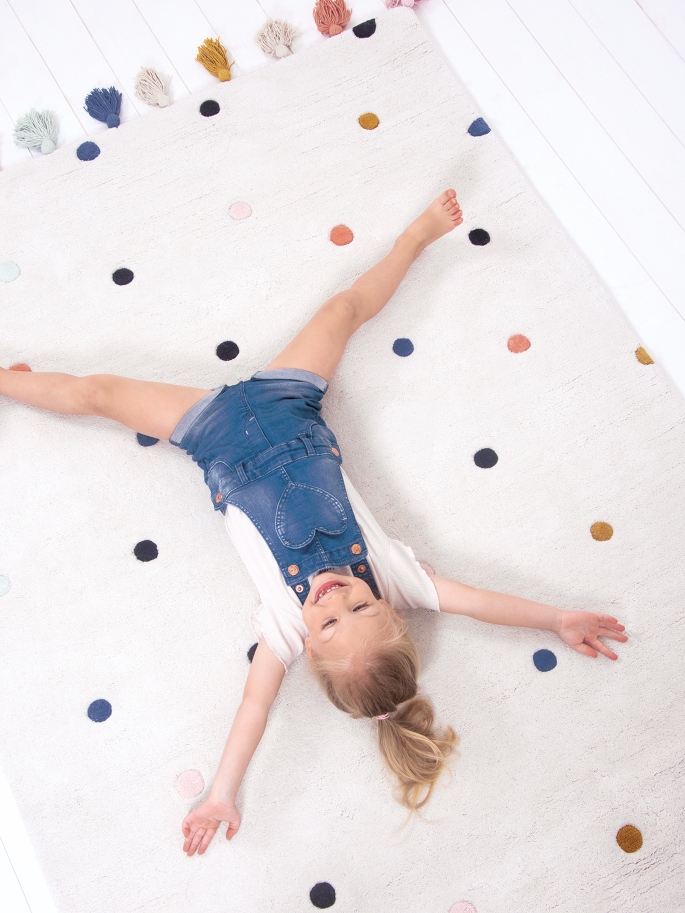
[255,18,298,58]
[313,0,352,37]
[196,37,234,81]
[134,67,172,107]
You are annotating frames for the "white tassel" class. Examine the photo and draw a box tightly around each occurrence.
[13,109,58,154]
[255,18,298,59]
[134,67,172,107]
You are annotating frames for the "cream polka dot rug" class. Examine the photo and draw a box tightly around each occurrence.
[1,8,685,913]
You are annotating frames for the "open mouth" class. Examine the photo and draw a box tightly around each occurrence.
[314,580,349,603]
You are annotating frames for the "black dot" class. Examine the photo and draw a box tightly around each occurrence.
[88,699,112,722]
[77,141,100,161]
[216,340,239,361]
[134,540,158,561]
[469,229,490,246]
[392,337,414,357]
[247,643,258,663]
[468,117,491,137]
[310,883,336,909]
[136,433,159,447]
[200,100,220,117]
[112,268,134,285]
[353,19,376,38]
[474,448,498,468]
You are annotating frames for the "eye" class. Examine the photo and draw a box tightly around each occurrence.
[322,603,369,629]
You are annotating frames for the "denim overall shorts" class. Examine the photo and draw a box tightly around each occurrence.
[170,368,380,605]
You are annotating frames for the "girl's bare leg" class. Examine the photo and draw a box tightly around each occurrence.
[263,189,463,381]
[0,368,212,441]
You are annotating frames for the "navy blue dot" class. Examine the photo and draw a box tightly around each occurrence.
[134,540,158,562]
[310,883,336,909]
[88,699,112,722]
[247,643,258,663]
[474,448,498,468]
[77,141,101,162]
[113,268,134,285]
[468,117,491,137]
[200,100,220,117]
[469,229,490,246]
[533,649,557,672]
[392,338,414,357]
[216,340,239,361]
[353,19,376,38]
[136,433,159,447]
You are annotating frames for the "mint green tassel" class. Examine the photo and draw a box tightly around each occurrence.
[13,109,58,154]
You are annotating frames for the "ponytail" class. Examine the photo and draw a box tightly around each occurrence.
[307,602,459,823]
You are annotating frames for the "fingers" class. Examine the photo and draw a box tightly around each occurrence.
[585,638,618,660]
[573,642,598,658]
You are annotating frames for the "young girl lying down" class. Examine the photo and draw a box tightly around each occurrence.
[0,190,628,854]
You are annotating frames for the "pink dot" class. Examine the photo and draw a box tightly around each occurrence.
[449,904,477,913]
[176,769,205,798]
[508,334,531,353]
[419,560,435,576]
[229,202,252,220]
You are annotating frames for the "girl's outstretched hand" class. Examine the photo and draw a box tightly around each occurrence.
[182,796,241,856]
[557,610,628,659]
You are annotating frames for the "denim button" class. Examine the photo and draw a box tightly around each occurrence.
[357,564,366,573]
[215,493,223,503]
[351,543,362,555]
[287,564,299,576]
[331,447,339,456]
[295,584,304,593]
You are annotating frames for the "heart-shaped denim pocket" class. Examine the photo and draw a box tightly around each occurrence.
[276,481,347,548]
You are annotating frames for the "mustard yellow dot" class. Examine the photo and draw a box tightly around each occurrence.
[616,824,643,853]
[635,346,654,365]
[591,522,613,541]
[358,112,379,130]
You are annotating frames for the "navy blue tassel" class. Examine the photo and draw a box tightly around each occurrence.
[84,87,122,128]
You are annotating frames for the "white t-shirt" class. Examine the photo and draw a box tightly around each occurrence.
[223,467,441,672]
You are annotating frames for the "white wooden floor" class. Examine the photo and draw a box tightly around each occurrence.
[1,1,684,910]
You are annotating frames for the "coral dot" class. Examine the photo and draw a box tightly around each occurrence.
[87,699,112,722]
[176,769,205,798]
[137,433,159,447]
[449,904,478,913]
[616,824,643,853]
[358,113,380,130]
[0,262,21,283]
[216,340,239,361]
[393,338,414,357]
[310,883,336,909]
[199,100,220,117]
[508,335,530,353]
[591,522,613,541]
[469,229,490,246]
[353,19,376,38]
[9,363,31,372]
[77,141,100,161]
[112,268,134,286]
[330,225,354,246]
[0,575,11,597]
[635,346,654,365]
[229,202,252,220]
[474,448,498,468]
[468,118,491,137]
[134,540,158,561]
[533,649,557,671]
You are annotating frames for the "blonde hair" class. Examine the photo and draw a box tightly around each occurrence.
[308,601,459,824]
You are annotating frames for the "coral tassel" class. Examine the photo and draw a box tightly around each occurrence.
[313,0,352,37]
[134,67,172,107]
[13,109,58,153]
[196,37,233,81]
[84,87,122,128]
[255,18,298,58]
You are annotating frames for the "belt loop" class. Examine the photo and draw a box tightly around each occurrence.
[236,462,248,484]
[298,431,316,456]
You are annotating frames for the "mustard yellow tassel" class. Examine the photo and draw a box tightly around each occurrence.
[196,37,233,81]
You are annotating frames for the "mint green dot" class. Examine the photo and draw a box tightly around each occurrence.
[0,576,10,596]
[0,262,21,283]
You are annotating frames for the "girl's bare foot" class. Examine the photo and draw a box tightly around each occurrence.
[404,189,463,255]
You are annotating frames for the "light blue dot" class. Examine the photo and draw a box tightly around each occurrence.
[468,117,491,137]
[392,338,414,357]
[533,649,557,671]
[0,576,11,596]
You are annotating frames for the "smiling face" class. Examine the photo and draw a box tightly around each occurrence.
[302,570,392,661]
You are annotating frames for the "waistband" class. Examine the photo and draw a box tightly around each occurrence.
[251,368,329,393]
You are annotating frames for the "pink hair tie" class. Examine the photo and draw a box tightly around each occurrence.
[376,713,390,720]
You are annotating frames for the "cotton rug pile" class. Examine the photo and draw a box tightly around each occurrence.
[1,8,684,913]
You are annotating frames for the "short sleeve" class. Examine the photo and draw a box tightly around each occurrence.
[385,537,440,613]
[250,602,309,673]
